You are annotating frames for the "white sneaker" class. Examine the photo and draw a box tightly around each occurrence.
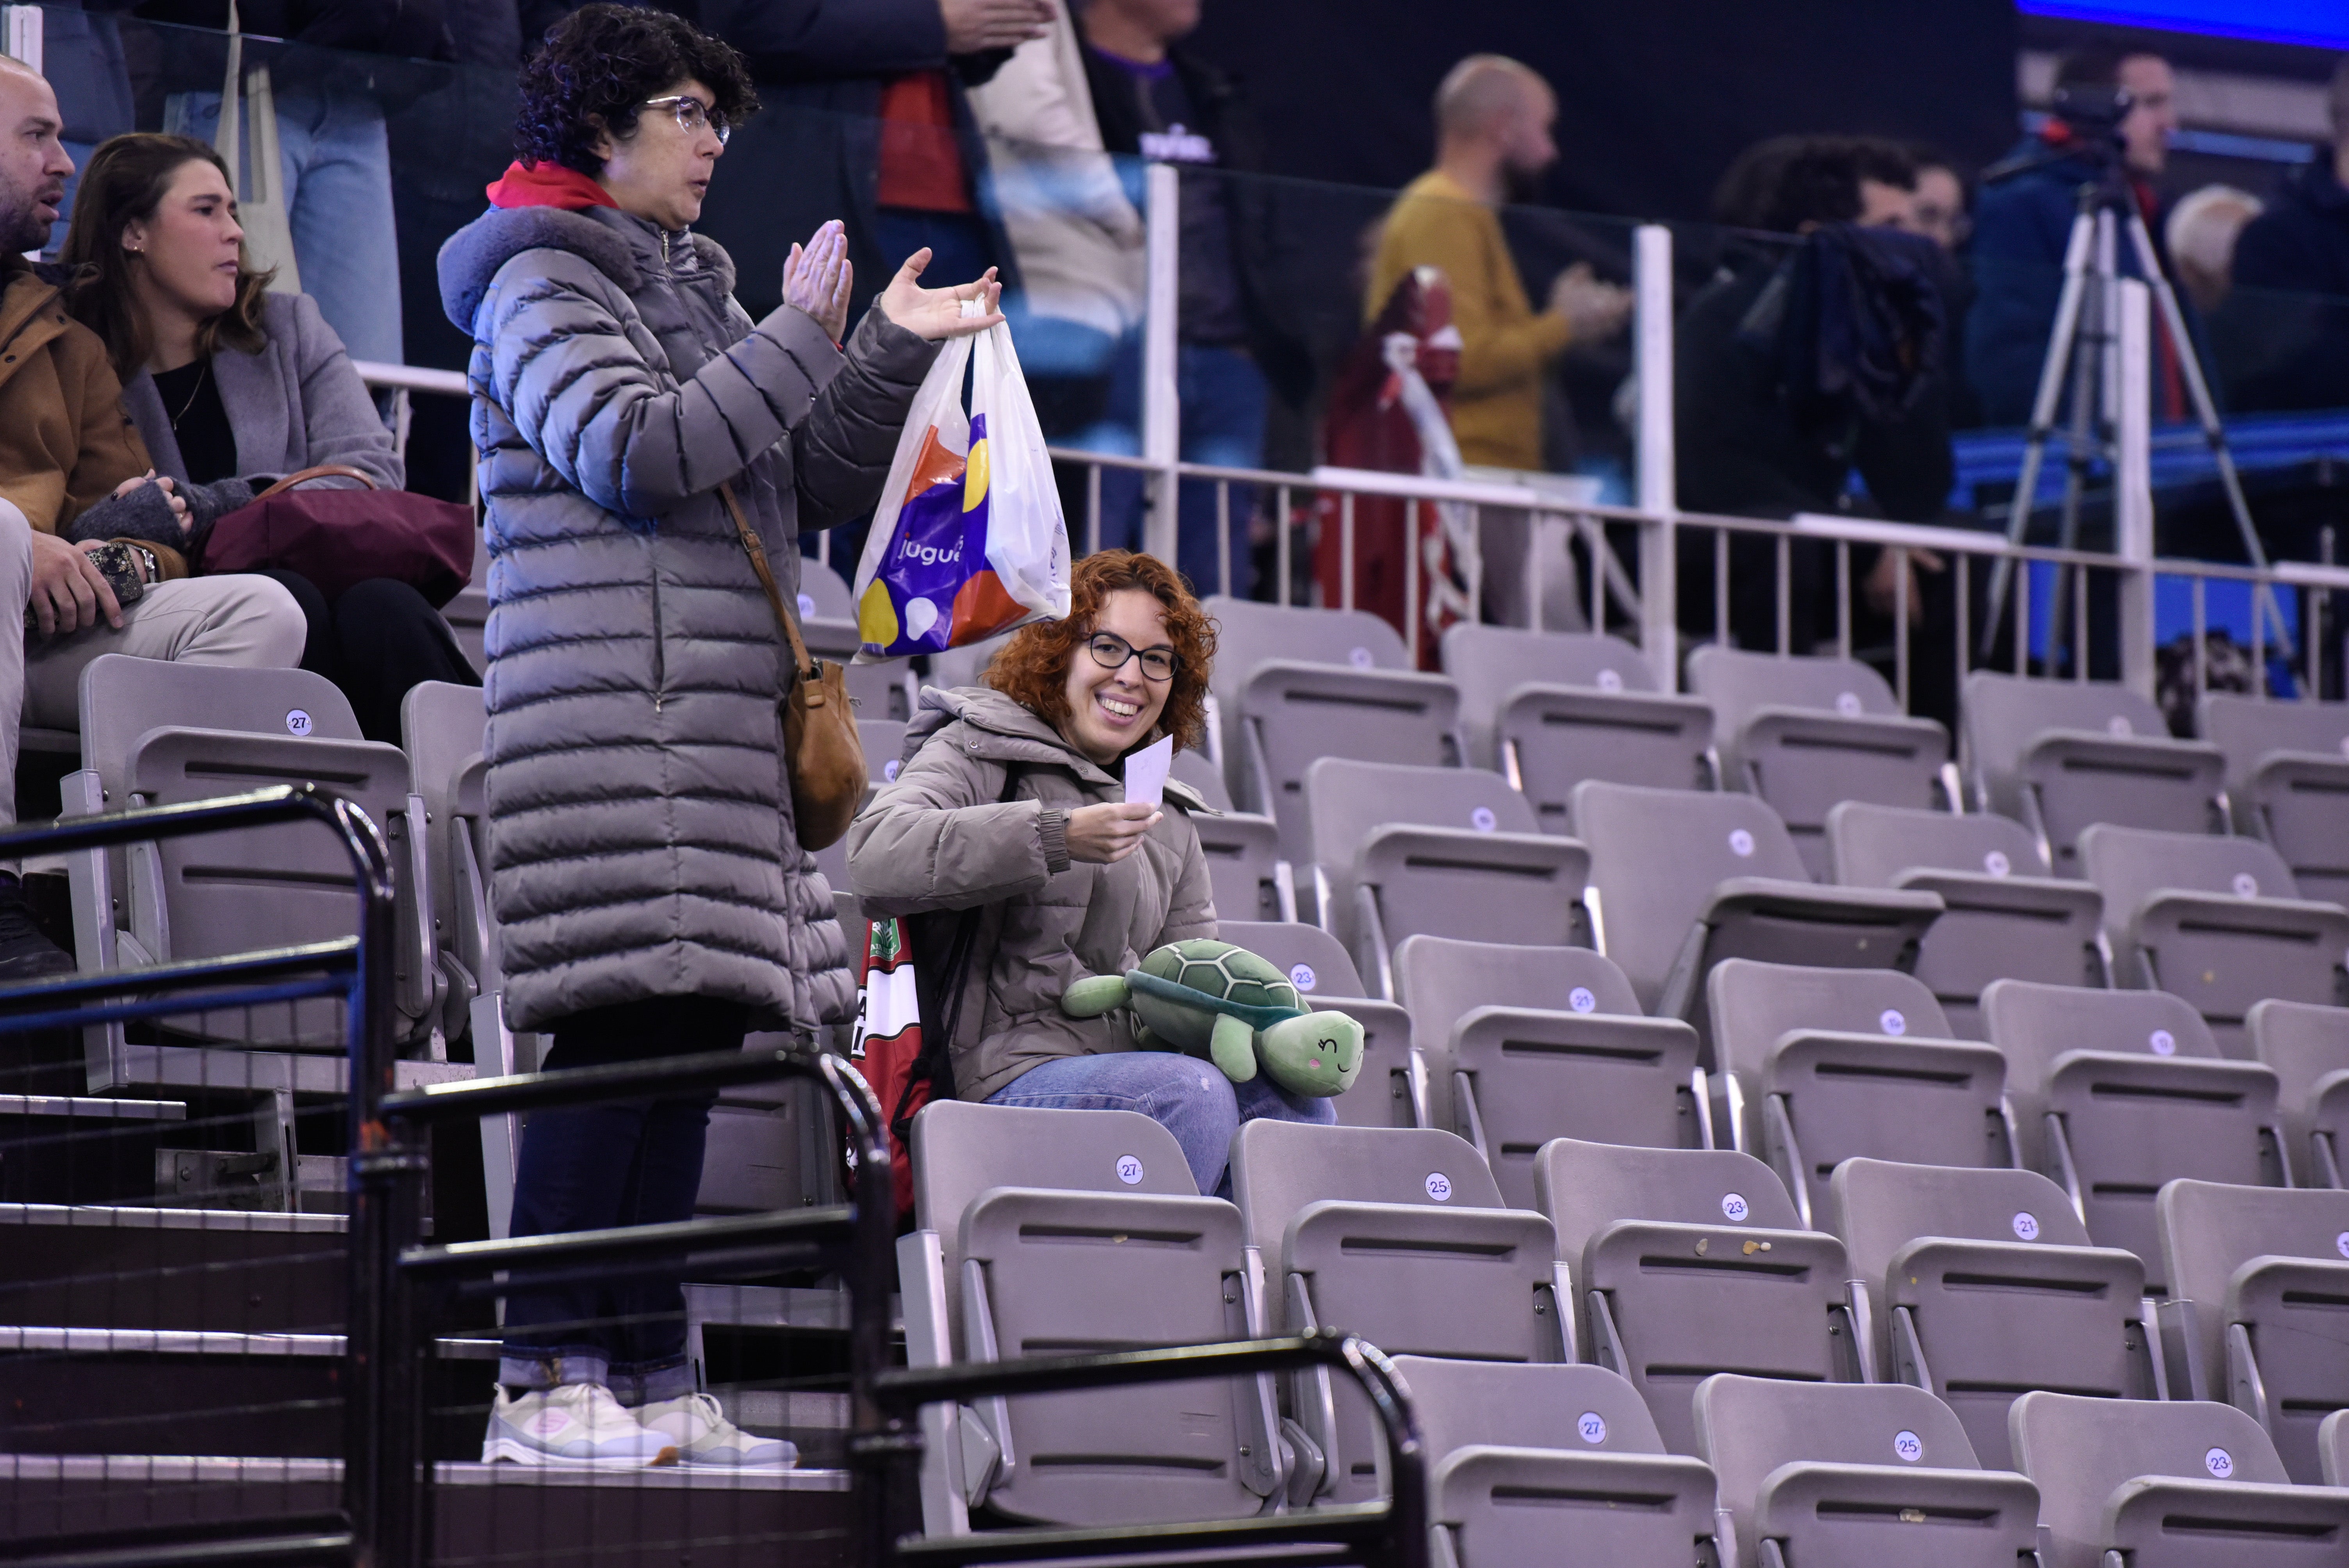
[635,1392,799,1468]
[483,1383,677,1468]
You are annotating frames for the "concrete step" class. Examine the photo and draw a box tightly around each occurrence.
[0,1203,346,1333]
[0,1454,854,1566]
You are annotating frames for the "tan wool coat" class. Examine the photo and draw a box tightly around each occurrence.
[0,256,152,534]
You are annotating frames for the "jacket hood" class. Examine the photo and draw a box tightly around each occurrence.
[907,684,1210,809]
[485,159,618,212]
[436,202,738,333]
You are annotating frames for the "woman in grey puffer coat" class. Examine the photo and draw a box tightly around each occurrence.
[435,4,1003,1471]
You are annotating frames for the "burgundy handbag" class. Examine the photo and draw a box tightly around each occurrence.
[201,465,476,608]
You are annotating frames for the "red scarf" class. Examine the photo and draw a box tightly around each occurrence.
[484,160,617,211]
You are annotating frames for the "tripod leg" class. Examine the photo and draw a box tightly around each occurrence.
[1988,201,2103,648]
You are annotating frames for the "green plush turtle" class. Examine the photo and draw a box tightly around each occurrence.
[1062,938,1365,1098]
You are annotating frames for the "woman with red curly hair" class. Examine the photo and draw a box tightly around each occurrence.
[848,551,1333,1194]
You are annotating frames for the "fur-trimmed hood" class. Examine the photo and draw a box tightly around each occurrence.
[436,202,737,333]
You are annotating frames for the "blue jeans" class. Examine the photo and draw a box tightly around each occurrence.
[499,996,747,1404]
[1095,340,1268,598]
[164,87,403,365]
[986,1049,1335,1196]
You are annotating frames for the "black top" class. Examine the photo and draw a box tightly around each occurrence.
[1086,45,1246,347]
[150,358,238,486]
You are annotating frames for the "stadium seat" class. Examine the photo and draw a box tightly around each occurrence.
[1571,780,1943,1058]
[925,631,1011,693]
[2080,823,2349,1053]
[1302,758,1588,999]
[1228,1121,1559,1505]
[1394,935,1706,1206]
[1218,920,1415,1129]
[2012,1390,2349,1568]
[1960,671,2225,875]
[1981,980,2287,1285]
[1438,624,1713,829]
[1706,960,2012,1226]
[2201,693,2349,907]
[1534,1138,1857,1455]
[2248,998,2349,1187]
[1171,747,1292,923]
[2157,1180,2349,1482]
[1694,1375,2041,1568]
[814,716,918,893]
[1823,1158,2157,1467]
[1827,800,2106,1036]
[1687,646,1952,877]
[1203,596,1465,863]
[797,561,917,722]
[1395,1356,1717,1568]
[900,1101,1280,1530]
[401,680,487,1051]
[2326,1409,2349,1486]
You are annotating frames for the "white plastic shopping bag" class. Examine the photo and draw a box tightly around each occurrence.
[852,301,1071,659]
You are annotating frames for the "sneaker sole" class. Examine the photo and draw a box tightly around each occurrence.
[484,1434,680,1470]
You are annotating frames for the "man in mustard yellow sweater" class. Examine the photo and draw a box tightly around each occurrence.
[1366,55,1629,474]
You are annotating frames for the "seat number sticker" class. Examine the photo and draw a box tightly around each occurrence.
[1577,1411,1607,1445]
[1424,1172,1453,1202]
[1115,1155,1144,1185]
[1893,1430,1923,1463]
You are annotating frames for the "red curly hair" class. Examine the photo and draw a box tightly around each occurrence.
[987,551,1217,754]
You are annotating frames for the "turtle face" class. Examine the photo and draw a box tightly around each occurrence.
[1257,1011,1365,1098]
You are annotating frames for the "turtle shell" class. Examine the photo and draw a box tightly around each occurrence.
[1135,939,1301,1018]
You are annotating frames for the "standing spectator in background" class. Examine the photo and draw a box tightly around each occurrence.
[1057,0,1310,597]
[2224,57,2349,412]
[138,0,456,369]
[1966,47,2183,428]
[1364,54,1629,624]
[1908,151,1972,254]
[2165,184,2263,314]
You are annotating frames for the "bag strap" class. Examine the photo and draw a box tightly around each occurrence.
[255,465,380,499]
[719,480,816,683]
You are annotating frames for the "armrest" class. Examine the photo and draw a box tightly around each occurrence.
[2105,1475,2349,1557]
[1496,682,1715,745]
[2019,727,2224,786]
[1756,1029,2007,1101]
[1893,868,2104,926]
[1884,1235,2145,1310]
[1752,1461,2039,1552]
[1736,706,1949,763]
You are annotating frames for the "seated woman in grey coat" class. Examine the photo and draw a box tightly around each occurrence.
[60,133,477,742]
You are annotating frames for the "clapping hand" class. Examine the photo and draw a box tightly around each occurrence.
[784,219,852,343]
[875,249,1005,342]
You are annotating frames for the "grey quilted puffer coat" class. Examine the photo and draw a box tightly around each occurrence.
[845,685,1216,1102]
[437,201,939,1032]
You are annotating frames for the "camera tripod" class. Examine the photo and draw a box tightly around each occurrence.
[1980,166,2290,668]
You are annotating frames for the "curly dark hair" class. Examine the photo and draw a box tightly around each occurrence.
[515,3,760,175]
[987,552,1218,755]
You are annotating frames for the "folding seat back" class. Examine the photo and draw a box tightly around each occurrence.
[2080,823,2349,1053]
[902,1101,1276,1527]
[925,631,1011,693]
[1824,1159,2153,1468]
[1398,1356,1717,1568]
[1535,1139,1855,1455]
[1439,624,1713,825]
[1696,1374,2040,1568]
[798,564,915,721]
[402,680,487,1047]
[2327,1408,2349,1486]
[1205,595,1463,860]
[68,655,429,1057]
[1570,780,1942,1057]
[1228,1121,1557,1504]
[814,716,915,891]
[1171,747,1290,923]
[1688,646,1951,877]
[1982,980,2286,1285]
[2012,1390,2349,1568]
[2157,1180,2349,1482]
[1302,758,1588,997]
[1960,671,2224,873]
[2248,998,2349,1187]
[2203,693,2349,907]
[1218,920,1413,1128]
[1706,960,2009,1225]
[1826,799,2105,1035]
[1394,935,1704,1203]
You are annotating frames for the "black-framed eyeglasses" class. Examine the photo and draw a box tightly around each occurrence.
[1085,631,1178,682]
[643,94,730,146]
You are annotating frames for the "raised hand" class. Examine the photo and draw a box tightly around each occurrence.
[939,0,1053,54]
[783,219,853,343]
[874,249,1005,342]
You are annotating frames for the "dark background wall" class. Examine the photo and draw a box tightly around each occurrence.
[1189,0,2023,222]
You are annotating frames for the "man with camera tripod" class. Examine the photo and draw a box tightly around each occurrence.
[1967,47,2186,428]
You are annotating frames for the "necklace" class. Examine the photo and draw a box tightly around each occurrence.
[167,361,209,433]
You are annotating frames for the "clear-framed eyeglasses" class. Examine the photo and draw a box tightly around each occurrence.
[643,94,730,146]
[1085,632,1178,683]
